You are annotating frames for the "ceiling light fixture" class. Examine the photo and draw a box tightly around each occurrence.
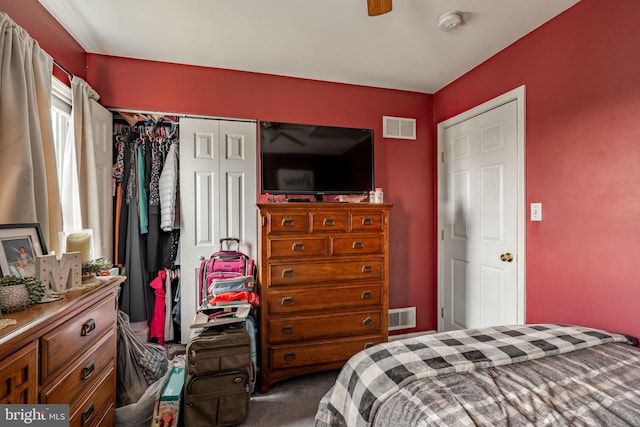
[437,11,463,31]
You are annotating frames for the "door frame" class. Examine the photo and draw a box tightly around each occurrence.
[436,85,526,331]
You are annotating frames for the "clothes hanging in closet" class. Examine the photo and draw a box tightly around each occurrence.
[113,117,180,324]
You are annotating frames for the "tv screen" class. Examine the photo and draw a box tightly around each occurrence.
[259,121,374,197]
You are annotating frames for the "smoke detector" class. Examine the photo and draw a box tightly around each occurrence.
[437,11,463,31]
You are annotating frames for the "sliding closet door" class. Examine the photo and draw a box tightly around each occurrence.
[179,118,257,343]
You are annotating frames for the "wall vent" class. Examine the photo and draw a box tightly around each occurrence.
[383,116,416,140]
[388,307,416,331]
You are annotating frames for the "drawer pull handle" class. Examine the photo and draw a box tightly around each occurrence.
[82,361,95,381]
[281,297,295,306]
[281,325,294,334]
[364,342,375,349]
[323,218,335,226]
[292,242,305,251]
[361,217,373,226]
[281,217,295,227]
[362,317,375,327]
[284,352,296,362]
[361,265,374,273]
[352,241,365,249]
[281,268,295,278]
[81,319,96,336]
[361,290,373,300]
[82,402,94,425]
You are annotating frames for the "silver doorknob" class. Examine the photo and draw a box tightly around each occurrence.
[500,253,514,262]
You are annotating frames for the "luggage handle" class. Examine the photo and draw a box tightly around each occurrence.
[219,237,241,251]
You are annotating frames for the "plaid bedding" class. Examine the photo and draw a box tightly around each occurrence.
[314,324,636,427]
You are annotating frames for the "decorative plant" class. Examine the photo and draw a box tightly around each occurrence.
[82,258,113,276]
[0,275,45,313]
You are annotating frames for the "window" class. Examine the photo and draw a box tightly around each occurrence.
[51,77,72,191]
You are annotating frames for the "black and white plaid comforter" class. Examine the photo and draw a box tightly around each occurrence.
[314,324,636,427]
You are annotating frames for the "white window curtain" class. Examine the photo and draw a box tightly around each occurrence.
[0,12,63,253]
[63,77,103,256]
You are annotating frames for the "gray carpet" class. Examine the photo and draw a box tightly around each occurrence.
[240,370,340,426]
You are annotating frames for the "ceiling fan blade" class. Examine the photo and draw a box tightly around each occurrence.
[367,0,392,16]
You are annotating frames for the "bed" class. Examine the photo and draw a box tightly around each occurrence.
[314,324,640,426]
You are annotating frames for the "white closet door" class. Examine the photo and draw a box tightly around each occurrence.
[179,117,257,343]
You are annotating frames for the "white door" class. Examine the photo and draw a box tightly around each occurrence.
[90,100,113,261]
[438,87,525,331]
[179,117,257,343]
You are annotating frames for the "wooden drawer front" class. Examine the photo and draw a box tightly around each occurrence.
[351,212,384,231]
[41,330,115,406]
[269,259,384,286]
[268,213,308,233]
[69,366,115,427]
[332,235,383,256]
[0,341,37,404]
[310,211,348,233]
[41,298,116,381]
[268,283,383,315]
[268,310,382,343]
[270,335,385,370]
[268,237,328,259]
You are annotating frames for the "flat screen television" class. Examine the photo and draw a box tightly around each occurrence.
[259,121,374,200]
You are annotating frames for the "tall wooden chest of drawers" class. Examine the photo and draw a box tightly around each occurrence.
[257,203,392,392]
[0,276,124,426]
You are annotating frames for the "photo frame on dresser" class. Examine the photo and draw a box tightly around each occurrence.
[0,223,47,278]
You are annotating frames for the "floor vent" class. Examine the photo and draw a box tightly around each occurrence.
[388,307,416,331]
[383,116,416,140]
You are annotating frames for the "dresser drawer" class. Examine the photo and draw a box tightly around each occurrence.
[270,335,385,370]
[332,235,384,256]
[268,310,382,343]
[351,212,384,231]
[69,366,115,427]
[267,213,308,233]
[41,297,116,382]
[269,258,384,286]
[268,283,383,315]
[40,330,115,406]
[310,211,348,233]
[268,237,328,259]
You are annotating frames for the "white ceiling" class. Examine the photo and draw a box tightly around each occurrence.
[38,0,579,94]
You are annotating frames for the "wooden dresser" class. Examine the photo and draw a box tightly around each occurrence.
[0,276,124,427]
[257,203,391,392]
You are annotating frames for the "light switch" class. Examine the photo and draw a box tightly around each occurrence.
[531,203,542,221]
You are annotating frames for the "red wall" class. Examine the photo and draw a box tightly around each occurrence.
[3,0,437,333]
[434,0,640,339]
[85,55,436,332]
[13,0,639,340]
[0,0,86,84]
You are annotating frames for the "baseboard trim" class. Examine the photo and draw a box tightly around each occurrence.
[389,330,436,341]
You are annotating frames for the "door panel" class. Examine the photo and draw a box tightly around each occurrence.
[179,118,257,343]
[440,93,523,331]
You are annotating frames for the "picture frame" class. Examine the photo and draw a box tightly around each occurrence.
[0,223,47,278]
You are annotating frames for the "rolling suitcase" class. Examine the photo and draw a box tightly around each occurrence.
[182,324,252,427]
[198,237,256,308]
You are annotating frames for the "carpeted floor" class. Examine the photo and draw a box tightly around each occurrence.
[240,369,341,426]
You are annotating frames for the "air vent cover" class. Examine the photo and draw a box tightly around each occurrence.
[383,116,416,140]
[388,307,416,330]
